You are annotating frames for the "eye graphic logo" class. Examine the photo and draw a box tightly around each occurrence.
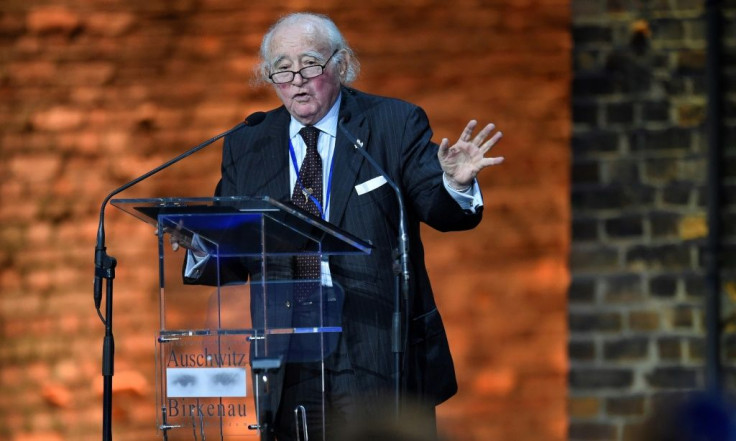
[167,368,247,397]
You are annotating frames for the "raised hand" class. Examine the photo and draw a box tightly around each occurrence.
[438,120,504,190]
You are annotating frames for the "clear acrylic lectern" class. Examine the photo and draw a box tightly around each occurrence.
[111,196,372,440]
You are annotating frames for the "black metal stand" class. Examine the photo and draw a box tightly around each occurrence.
[95,251,116,441]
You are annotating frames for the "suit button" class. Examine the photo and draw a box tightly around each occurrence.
[285,301,291,309]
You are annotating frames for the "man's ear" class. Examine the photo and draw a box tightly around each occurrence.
[337,50,349,79]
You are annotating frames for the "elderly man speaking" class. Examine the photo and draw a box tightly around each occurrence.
[184,11,504,441]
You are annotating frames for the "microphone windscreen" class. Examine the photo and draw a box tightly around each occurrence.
[244,111,266,126]
[340,111,351,124]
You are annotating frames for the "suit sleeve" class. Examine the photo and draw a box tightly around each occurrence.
[399,106,483,232]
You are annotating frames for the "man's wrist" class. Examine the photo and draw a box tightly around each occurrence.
[444,173,472,192]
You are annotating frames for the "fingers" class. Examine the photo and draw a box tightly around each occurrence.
[170,232,181,251]
[473,123,496,146]
[483,157,505,167]
[458,120,478,143]
[437,138,451,159]
[447,120,505,172]
[479,130,503,155]
[459,121,500,147]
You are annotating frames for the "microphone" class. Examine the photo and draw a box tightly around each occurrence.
[244,111,267,127]
[93,111,265,309]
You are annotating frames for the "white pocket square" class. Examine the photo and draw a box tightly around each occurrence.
[355,176,387,195]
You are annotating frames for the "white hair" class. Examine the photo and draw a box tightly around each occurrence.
[255,12,360,86]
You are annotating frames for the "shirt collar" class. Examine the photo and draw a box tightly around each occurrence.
[289,93,341,140]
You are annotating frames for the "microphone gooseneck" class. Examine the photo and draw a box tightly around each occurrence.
[94,110,266,305]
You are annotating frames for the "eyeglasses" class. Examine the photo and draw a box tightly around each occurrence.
[269,50,339,84]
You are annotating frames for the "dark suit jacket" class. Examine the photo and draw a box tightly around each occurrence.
[200,86,482,408]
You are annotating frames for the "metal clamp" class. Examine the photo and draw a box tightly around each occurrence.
[159,424,182,431]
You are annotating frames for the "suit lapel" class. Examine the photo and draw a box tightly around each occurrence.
[329,90,369,225]
[253,107,291,201]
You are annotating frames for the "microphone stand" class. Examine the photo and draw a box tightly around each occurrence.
[93,114,262,441]
[338,121,410,418]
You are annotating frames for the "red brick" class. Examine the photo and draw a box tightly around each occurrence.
[10,154,62,183]
[30,106,85,131]
[7,60,57,86]
[41,383,73,408]
[85,12,135,37]
[26,6,80,34]
[12,433,64,441]
[61,62,116,87]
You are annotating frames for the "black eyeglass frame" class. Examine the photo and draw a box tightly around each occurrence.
[268,50,340,84]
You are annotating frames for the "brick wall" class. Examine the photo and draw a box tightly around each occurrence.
[570,1,736,440]
[0,1,570,440]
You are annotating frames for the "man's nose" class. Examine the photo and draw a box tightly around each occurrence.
[291,71,307,85]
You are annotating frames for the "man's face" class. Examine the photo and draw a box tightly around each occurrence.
[267,21,342,125]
